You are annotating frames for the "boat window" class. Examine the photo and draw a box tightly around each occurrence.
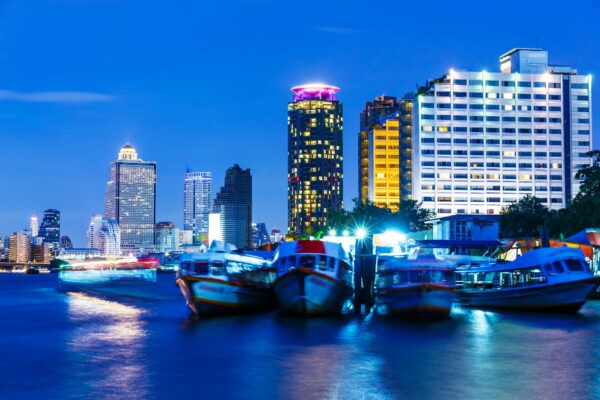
[543,264,553,273]
[299,256,316,269]
[552,261,565,273]
[328,257,336,271]
[288,256,297,269]
[564,259,585,272]
[226,261,242,275]
[210,261,223,276]
[316,256,328,271]
[193,261,209,275]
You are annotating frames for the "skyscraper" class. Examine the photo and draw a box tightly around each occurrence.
[155,221,177,253]
[183,170,212,244]
[87,214,121,257]
[104,144,156,253]
[39,209,60,254]
[412,48,592,215]
[213,164,252,249]
[359,96,399,204]
[9,231,31,263]
[252,222,270,248]
[288,83,343,236]
[30,216,39,237]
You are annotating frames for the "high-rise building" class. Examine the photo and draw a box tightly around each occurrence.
[9,231,31,263]
[270,228,283,243]
[104,144,156,254]
[288,83,344,236]
[155,221,177,253]
[252,222,270,248]
[87,214,120,257]
[359,96,399,204]
[32,242,50,264]
[183,171,212,244]
[30,216,39,237]
[367,112,401,211]
[39,209,60,254]
[213,164,252,249]
[398,94,415,201]
[412,48,593,216]
[60,236,73,249]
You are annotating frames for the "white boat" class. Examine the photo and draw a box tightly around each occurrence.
[456,247,600,313]
[176,242,275,316]
[273,240,354,315]
[375,250,457,319]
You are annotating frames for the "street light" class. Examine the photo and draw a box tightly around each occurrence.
[355,227,367,240]
[328,229,337,236]
[342,230,350,237]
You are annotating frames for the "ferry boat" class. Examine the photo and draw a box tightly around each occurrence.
[273,240,354,315]
[176,242,276,316]
[57,257,158,298]
[455,247,600,313]
[375,250,457,319]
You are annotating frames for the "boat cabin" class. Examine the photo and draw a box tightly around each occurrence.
[376,254,455,289]
[179,253,274,286]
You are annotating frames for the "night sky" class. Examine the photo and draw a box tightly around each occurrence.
[0,0,598,244]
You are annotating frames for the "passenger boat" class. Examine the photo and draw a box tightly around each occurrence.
[57,257,158,298]
[273,240,354,315]
[375,250,457,319]
[176,242,276,316]
[455,247,600,313]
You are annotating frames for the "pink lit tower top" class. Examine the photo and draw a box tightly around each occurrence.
[291,83,340,102]
[287,82,343,237]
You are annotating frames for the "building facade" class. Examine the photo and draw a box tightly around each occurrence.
[39,209,60,254]
[9,231,31,263]
[252,222,270,248]
[30,216,39,238]
[367,113,401,211]
[359,96,399,204]
[213,164,252,249]
[183,170,212,244]
[412,48,592,216]
[104,144,156,254]
[288,83,344,236]
[155,221,177,253]
[432,214,499,241]
[87,214,121,257]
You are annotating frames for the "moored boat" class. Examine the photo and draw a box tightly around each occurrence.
[273,240,354,315]
[455,247,600,313]
[375,251,457,319]
[176,242,275,316]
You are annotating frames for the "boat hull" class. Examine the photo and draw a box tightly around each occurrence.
[376,283,456,319]
[274,268,353,315]
[58,269,157,298]
[176,276,274,316]
[458,277,600,313]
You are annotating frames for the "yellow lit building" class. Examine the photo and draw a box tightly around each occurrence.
[368,115,400,211]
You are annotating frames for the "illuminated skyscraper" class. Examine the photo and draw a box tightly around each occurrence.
[359,96,399,204]
[30,216,39,237]
[104,144,156,253]
[9,231,31,263]
[213,164,252,249]
[183,170,212,244]
[288,83,343,236]
[39,209,60,254]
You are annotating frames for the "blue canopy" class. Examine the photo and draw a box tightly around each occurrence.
[565,229,592,246]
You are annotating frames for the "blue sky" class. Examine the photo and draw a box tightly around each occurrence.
[0,0,598,244]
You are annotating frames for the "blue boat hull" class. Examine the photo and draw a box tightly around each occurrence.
[58,269,157,299]
[376,283,456,319]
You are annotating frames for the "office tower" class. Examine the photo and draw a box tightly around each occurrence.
[9,231,31,263]
[252,222,270,248]
[30,216,39,237]
[155,221,177,253]
[87,214,103,249]
[359,96,399,204]
[32,242,51,264]
[412,48,592,216]
[60,236,73,249]
[367,112,401,211]
[39,209,60,254]
[270,228,283,243]
[87,214,120,257]
[104,144,157,254]
[398,94,415,201]
[213,164,252,249]
[183,171,212,244]
[288,83,344,236]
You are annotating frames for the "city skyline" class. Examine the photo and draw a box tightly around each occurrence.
[0,1,599,244]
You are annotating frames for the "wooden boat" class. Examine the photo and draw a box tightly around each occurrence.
[375,251,457,319]
[273,240,354,315]
[176,242,275,316]
[455,247,600,313]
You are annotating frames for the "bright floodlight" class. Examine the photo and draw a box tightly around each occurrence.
[383,230,406,244]
[328,229,337,236]
[342,230,350,237]
[355,228,367,240]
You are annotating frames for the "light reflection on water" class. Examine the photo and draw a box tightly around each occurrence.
[65,292,149,399]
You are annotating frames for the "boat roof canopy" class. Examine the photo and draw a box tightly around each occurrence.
[416,240,503,248]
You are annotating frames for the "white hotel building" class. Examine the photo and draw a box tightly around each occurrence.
[412,48,592,216]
